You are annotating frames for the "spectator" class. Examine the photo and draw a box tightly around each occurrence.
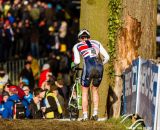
[2,83,10,93]
[3,2,11,16]
[44,3,55,26]
[21,19,31,58]
[0,95,2,104]
[2,85,30,119]
[48,52,59,77]
[29,88,43,119]
[15,85,25,100]
[27,54,40,85]
[0,67,9,94]
[4,20,14,59]
[15,21,24,58]
[30,28,40,58]
[0,91,9,118]
[7,11,15,24]
[45,79,65,117]
[19,61,35,92]
[19,78,30,88]
[55,73,68,101]
[38,88,63,119]
[29,3,40,24]
[47,26,57,53]
[39,63,52,88]
[2,91,9,103]
[1,83,10,103]
[22,86,33,104]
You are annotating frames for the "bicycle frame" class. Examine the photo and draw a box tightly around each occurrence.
[68,68,82,120]
[68,77,82,110]
[75,77,82,109]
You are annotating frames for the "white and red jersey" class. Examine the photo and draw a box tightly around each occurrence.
[73,40,109,65]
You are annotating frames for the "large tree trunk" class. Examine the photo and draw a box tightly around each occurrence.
[80,0,157,119]
[112,0,157,118]
[80,0,109,118]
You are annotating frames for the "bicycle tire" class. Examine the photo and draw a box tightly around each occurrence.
[69,107,79,120]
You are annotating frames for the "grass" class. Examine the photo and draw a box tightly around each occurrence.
[0,118,129,130]
[0,117,146,130]
[113,116,144,130]
[105,118,127,130]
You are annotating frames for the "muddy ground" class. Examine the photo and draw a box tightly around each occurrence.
[0,119,126,130]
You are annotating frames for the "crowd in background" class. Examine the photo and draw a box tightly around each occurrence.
[0,53,74,119]
[0,0,80,119]
[0,0,79,61]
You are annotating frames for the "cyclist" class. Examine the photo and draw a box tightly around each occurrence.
[72,29,109,121]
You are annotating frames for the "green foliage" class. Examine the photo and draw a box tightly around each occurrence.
[108,0,122,85]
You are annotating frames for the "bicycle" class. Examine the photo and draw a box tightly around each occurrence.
[68,67,82,120]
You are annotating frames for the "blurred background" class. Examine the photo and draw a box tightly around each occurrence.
[0,0,81,61]
[0,0,81,86]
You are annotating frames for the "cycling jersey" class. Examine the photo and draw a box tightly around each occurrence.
[73,40,109,65]
[73,40,109,87]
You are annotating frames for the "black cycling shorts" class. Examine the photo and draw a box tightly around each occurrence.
[81,57,103,87]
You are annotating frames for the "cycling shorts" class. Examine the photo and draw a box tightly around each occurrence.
[81,57,103,87]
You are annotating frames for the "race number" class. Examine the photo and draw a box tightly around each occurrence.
[89,48,96,57]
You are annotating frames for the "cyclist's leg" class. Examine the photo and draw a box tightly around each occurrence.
[91,63,103,120]
[92,86,99,116]
[81,70,91,119]
[82,86,89,119]
[81,60,92,120]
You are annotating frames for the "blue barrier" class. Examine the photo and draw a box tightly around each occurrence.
[122,57,160,130]
[123,58,140,115]
[137,60,159,130]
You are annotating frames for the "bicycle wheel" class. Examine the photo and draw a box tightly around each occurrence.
[68,106,79,120]
[68,97,79,120]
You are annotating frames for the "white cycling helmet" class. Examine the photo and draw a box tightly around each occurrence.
[78,29,90,39]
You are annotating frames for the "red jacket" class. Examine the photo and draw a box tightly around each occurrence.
[39,69,50,88]
[0,95,2,104]
[9,85,25,99]
[17,86,25,99]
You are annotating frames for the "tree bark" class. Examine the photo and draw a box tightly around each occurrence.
[80,0,109,118]
[112,0,157,118]
[122,0,157,59]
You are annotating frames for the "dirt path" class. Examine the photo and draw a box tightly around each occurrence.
[0,119,126,130]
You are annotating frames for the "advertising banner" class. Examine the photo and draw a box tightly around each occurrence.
[137,60,159,130]
[155,65,160,130]
[123,66,132,114]
[157,93,160,130]
[123,58,140,115]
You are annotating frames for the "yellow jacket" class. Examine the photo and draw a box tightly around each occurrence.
[31,58,40,79]
[45,92,63,119]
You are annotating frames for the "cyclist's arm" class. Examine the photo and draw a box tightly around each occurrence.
[99,42,110,65]
[73,44,80,65]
